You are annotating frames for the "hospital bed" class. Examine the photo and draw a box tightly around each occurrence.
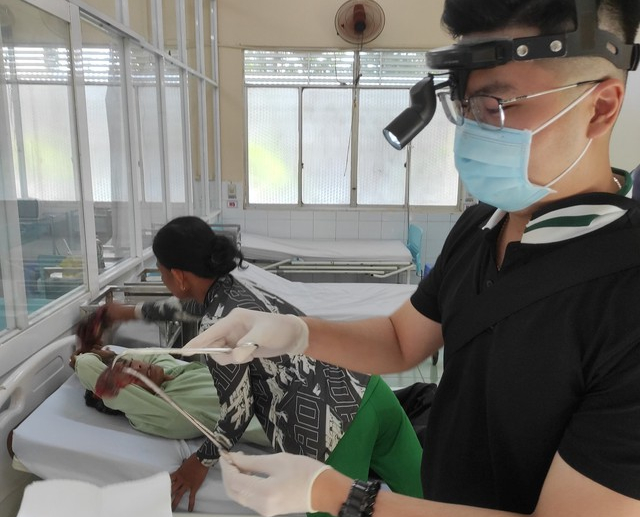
[1,336,292,517]
[1,264,424,516]
[126,261,417,322]
[241,223,423,282]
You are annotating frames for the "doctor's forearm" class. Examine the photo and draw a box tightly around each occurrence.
[303,317,415,374]
[312,469,525,517]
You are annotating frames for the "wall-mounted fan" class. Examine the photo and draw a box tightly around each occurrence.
[335,0,386,45]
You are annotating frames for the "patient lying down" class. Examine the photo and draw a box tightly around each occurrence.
[71,348,269,445]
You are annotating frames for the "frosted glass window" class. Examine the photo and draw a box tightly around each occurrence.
[244,50,461,208]
[81,20,134,269]
[206,82,218,213]
[247,88,298,204]
[301,89,351,205]
[164,64,187,209]
[409,110,458,206]
[188,73,204,216]
[357,89,408,205]
[131,47,163,203]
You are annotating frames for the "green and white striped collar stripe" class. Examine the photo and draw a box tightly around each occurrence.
[483,171,633,245]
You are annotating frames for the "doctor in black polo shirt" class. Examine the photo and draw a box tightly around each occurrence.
[185,1,640,516]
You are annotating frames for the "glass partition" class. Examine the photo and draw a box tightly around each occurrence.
[81,20,135,270]
[131,45,166,247]
[0,0,85,332]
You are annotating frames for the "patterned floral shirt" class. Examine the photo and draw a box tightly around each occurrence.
[140,272,370,465]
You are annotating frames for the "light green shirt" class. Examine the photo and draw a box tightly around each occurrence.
[75,352,269,445]
[75,352,221,439]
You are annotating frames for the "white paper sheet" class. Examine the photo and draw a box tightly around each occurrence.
[17,472,172,517]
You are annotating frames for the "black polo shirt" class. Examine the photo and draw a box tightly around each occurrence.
[411,190,640,512]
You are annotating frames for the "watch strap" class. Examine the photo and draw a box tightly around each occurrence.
[338,479,381,517]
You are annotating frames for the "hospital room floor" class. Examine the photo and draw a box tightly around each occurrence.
[381,353,443,389]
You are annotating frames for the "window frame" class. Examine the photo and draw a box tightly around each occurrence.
[243,48,462,210]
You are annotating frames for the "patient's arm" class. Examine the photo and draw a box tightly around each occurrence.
[171,360,257,511]
[305,300,443,375]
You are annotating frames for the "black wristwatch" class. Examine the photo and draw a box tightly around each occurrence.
[338,479,382,517]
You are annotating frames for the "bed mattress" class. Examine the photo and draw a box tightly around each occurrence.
[11,372,275,515]
[233,263,415,320]
[241,233,413,263]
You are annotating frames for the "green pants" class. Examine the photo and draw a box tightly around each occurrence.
[310,375,423,517]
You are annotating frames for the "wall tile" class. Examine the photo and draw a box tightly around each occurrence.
[358,221,382,239]
[313,219,336,239]
[358,211,382,221]
[290,219,314,239]
[268,220,291,238]
[381,221,405,240]
[245,209,269,222]
[245,217,269,235]
[267,210,291,221]
[313,211,337,221]
[427,213,451,223]
[336,211,359,223]
[382,211,406,222]
[335,220,359,239]
[292,211,314,221]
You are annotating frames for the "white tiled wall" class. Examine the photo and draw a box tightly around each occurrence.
[221,182,461,277]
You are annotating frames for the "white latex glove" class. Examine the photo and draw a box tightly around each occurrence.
[183,308,309,365]
[220,451,332,517]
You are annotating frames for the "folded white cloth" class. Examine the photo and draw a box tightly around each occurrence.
[17,472,172,517]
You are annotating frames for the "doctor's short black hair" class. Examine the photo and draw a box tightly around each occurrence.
[441,0,640,44]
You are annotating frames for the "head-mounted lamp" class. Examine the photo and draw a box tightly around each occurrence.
[382,76,450,150]
[383,0,640,149]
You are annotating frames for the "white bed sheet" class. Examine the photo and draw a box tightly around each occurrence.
[11,357,275,515]
[233,263,416,320]
[242,233,413,263]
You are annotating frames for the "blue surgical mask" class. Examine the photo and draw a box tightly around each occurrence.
[453,85,597,212]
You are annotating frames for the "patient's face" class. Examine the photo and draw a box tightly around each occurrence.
[119,359,170,392]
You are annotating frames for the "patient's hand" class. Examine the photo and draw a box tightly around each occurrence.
[69,347,116,370]
[90,347,116,363]
[170,453,209,512]
[76,306,111,351]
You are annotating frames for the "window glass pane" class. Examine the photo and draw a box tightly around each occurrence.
[302,88,351,205]
[357,89,407,205]
[131,45,165,245]
[188,73,204,215]
[244,50,460,207]
[206,82,218,213]
[409,110,458,206]
[81,20,134,270]
[247,88,298,204]
[1,0,85,327]
[203,0,214,79]
[165,61,188,217]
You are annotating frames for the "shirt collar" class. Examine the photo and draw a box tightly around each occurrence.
[482,170,633,244]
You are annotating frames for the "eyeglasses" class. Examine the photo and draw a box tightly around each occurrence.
[437,80,603,131]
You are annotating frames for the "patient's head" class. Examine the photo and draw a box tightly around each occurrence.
[115,358,175,391]
[151,216,244,300]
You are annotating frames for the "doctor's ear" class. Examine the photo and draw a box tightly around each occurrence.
[586,78,625,139]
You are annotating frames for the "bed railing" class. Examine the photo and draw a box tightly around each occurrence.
[0,336,76,509]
